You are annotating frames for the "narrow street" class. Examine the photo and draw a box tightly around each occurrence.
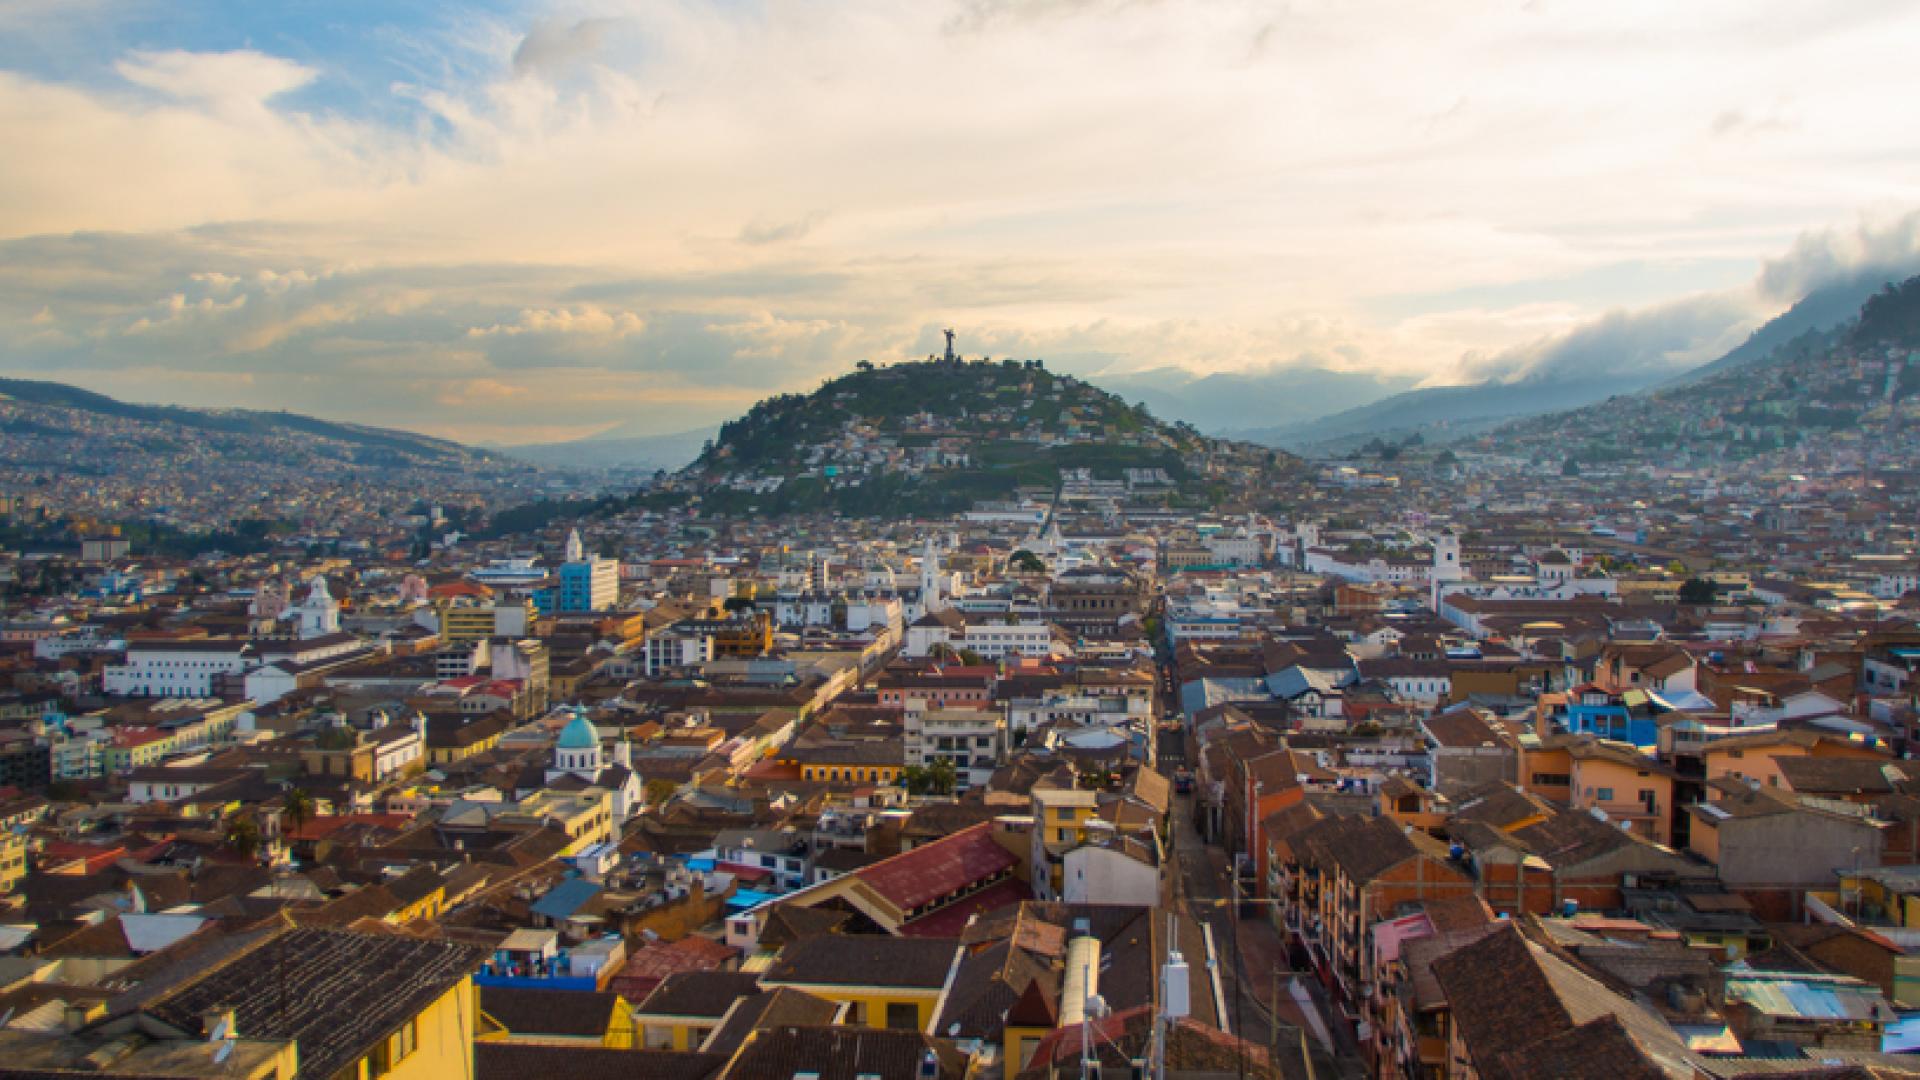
[1169,786,1366,1072]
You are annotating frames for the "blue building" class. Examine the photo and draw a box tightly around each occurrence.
[555,529,619,613]
[1556,685,1662,748]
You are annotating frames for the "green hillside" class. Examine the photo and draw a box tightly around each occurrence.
[643,359,1294,517]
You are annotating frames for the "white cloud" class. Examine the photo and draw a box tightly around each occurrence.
[468,305,645,339]
[114,49,316,107]
[1,1,1919,438]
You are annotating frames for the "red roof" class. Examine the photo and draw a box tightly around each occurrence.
[608,935,739,1000]
[855,822,1017,912]
[898,878,1030,937]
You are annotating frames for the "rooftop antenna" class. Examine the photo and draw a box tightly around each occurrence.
[943,328,958,364]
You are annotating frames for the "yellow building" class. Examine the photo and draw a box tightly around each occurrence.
[760,935,958,1030]
[139,927,486,1080]
[478,987,637,1048]
[632,972,762,1049]
[1031,784,1099,898]
[0,834,26,895]
[779,743,903,785]
[503,790,614,855]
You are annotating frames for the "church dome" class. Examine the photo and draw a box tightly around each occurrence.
[556,712,598,750]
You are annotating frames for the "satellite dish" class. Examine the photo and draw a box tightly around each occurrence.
[213,1042,234,1065]
[209,1017,231,1043]
[1589,807,1608,822]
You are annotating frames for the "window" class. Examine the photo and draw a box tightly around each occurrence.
[1594,788,1614,802]
[885,1002,920,1029]
[365,1018,417,1079]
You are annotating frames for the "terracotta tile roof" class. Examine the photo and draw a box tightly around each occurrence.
[1430,926,1572,1080]
[853,822,1017,913]
[480,986,623,1038]
[761,935,959,991]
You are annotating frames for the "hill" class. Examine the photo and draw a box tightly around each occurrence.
[644,359,1299,517]
[1242,268,1917,455]
[0,377,535,535]
[1491,274,1920,469]
[1659,267,1907,389]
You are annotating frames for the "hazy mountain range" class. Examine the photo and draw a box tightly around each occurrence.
[1236,267,1913,454]
[501,422,719,472]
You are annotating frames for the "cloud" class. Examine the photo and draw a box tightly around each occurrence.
[1757,211,1920,301]
[738,211,829,246]
[511,18,624,79]
[468,305,645,339]
[114,49,316,107]
[1,3,1919,440]
[1461,292,1757,384]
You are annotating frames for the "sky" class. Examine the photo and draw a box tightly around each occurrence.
[5,1,1920,444]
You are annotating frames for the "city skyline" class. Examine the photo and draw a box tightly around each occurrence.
[6,1,1920,442]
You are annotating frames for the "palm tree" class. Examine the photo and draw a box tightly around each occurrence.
[282,787,315,838]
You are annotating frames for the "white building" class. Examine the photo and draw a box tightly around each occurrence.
[1062,838,1161,906]
[1004,693,1152,738]
[294,576,340,639]
[104,640,254,698]
[903,705,1004,792]
[902,610,1053,661]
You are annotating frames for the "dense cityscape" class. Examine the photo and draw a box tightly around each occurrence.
[14,3,1920,1079]
[3,291,1920,1078]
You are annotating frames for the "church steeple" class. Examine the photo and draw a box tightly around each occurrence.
[919,536,945,613]
[297,575,339,638]
[565,528,585,564]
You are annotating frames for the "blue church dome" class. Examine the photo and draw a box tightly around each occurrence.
[556,713,598,750]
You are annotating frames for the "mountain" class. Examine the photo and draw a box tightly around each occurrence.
[1492,274,1920,467]
[0,377,533,532]
[1095,365,1416,434]
[1238,374,1651,454]
[1242,268,1920,455]
[0,378,489,463]
[641,359,1299,517]
[503,425,717,472]
[1660,266,1913,388]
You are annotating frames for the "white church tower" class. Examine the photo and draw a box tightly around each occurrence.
[1431,531,1466,610]
[565,528,585,564]
[297,576,340,639]
[919,536,946,614]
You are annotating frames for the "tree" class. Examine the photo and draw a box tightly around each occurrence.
[1561,457,1582,476]
[1009,549,1047,573]
[282,787,315,838]
[926,758,958,795]
[223,812,262,860]
[1679,577,1717,604]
